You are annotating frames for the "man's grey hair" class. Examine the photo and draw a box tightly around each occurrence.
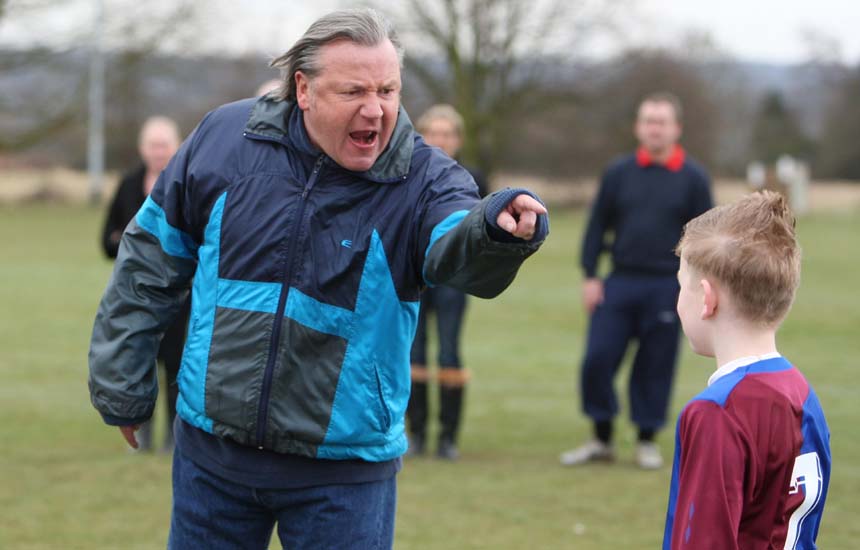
[269,8,404,102]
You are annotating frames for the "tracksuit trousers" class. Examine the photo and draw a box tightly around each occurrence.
[580,273,682,431]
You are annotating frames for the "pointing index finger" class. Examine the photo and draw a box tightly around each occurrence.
[513,194,547,215]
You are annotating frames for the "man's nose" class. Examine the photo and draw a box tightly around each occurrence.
[360,97,383,119]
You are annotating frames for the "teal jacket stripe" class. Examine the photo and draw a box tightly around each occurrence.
[217,279,281,314]
[423,209,469,286]
[135,195,197,259]
[285,288,355,340]
[318,230,418,461]
[176,192,227,433]
[216,280,353,339]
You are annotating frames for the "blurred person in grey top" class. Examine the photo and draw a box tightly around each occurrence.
[88,8,548,549]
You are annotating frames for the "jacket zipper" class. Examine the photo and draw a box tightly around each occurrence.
[254,154,325,448]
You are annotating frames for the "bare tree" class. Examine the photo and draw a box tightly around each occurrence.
[500,46,726,179]
[0,0,201,162]
[0,1,84,154]
[378,0,624,174]
[750,91,813,165]
[817,65,860,179]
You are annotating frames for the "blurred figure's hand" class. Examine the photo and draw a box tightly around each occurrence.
[583,278,604,314]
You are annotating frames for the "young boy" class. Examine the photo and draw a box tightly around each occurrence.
[663,191,831,550]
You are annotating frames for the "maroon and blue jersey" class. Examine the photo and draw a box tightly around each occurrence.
[663,355,830,550]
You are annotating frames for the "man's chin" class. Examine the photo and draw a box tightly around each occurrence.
[339,154,378,173]
[645,143,671,154]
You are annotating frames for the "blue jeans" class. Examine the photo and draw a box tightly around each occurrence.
[168,448,397,550]
[410,285,467,368]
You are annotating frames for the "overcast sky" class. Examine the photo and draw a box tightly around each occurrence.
[0,0,857,65]
[636,0,858,63]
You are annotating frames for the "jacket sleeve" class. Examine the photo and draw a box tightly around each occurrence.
[88,134,200,426]
[418,162,548,299]
[666,401,746,550]
[580,169,614,278]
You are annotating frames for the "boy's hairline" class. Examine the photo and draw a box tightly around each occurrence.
[678,249,791,330]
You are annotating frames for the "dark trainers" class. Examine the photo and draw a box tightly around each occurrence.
[436,438,459,461]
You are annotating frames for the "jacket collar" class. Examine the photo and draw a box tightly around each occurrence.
[244,95,415,183]
[636,144,685,172]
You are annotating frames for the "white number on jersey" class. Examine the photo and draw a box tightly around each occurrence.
[784,452,823,550]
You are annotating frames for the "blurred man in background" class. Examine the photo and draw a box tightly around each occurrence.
[561,93,712,470]
[100,115,188,453]
[407,104,488,460]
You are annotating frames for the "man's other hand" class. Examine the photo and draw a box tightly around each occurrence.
[120,425,142,449]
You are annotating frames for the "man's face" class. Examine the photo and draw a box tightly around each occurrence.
[139,123,179,174]
[676,258,713,357]
[296,39,401,172]
[423,117,462,158]
[634,100,681,155]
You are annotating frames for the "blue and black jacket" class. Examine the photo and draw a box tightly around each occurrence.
[88,96,547,462]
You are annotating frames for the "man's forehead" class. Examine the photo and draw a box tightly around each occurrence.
[316,39,400,77]
[638,101,677,118]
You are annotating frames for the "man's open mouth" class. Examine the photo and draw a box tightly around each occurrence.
[349,130,378,146]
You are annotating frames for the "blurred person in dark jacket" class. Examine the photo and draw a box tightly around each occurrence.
[407,104,489,460]
[100,115,189,453]
[560,93,713,470]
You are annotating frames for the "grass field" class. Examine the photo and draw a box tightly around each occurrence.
[1,202,858,549]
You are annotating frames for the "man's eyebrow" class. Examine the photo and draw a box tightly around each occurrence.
[339,79,400,88]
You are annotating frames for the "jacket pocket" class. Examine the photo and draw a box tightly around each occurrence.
[371,358,393,433]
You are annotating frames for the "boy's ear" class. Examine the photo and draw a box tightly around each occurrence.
[700,278,718,320]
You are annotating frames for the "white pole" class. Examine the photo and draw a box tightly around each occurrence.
[87,0,105,205]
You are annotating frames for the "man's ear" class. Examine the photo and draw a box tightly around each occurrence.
[295,72,311,110]
[700,278,718,320]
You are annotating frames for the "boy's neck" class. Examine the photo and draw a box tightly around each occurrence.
[712,326,778,369]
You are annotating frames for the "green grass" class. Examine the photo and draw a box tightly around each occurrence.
[1,203,858,549]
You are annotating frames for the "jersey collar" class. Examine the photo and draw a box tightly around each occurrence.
[708,352,782,386]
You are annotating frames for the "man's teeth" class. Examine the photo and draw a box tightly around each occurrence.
[351,131,377,144]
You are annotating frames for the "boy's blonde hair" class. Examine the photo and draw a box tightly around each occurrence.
[676,191,800,326]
